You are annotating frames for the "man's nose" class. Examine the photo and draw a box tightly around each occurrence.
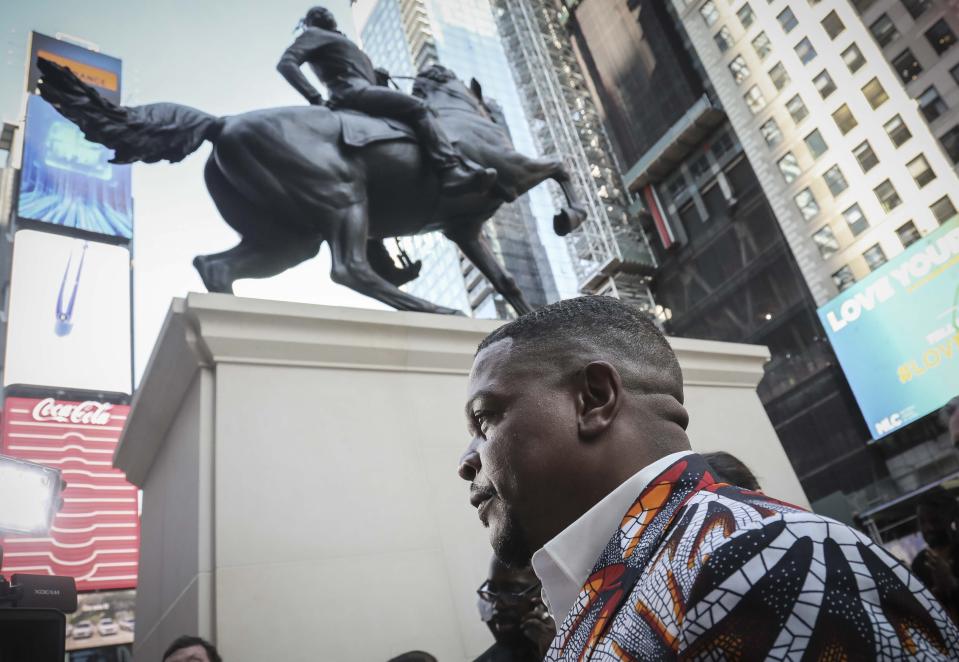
[458,440,481,481]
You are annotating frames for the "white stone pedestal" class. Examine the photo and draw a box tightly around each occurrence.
[116,294,807,661]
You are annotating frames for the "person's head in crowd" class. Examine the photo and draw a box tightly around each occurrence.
[458,296,690,566]
[917,486,959,551]
[477,556,554,656]
[940,396,959,445]
[386,652,437,662]
[162,635,222,662]
[702,451,761,491]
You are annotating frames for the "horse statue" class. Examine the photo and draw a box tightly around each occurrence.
[36,58,586,316]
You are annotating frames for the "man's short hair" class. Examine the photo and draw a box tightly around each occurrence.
[917,486,959,520]
[163,635,223,662]
[477,296,683,402]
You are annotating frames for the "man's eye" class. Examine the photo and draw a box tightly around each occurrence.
[474,411,493,434]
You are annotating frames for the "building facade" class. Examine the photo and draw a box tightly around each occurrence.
[490,0,658,310]
[674,0,959,305]
[356,0,566,317]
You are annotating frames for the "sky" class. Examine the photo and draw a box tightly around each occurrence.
[0,0,383,381]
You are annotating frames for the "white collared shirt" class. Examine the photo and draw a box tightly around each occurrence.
[530,450,694,624]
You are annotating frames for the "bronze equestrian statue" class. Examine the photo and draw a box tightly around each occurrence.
[35,6,586,316]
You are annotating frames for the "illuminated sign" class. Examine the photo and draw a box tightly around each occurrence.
[18,94,133,239]
[3,230,132,395]
[26,32,121,104]
[818,216,959,440]
[0,397,139,592]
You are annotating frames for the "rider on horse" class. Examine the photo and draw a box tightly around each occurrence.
[277,6,497,197]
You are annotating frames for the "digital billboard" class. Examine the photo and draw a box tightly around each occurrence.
[818,217,959,440]
[18,93,133,239]
[3,230,132,395]
[26,31,121,104]
[65,589,136,651]
[0,397,139,592]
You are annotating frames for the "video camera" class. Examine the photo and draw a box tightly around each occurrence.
[0,454,77,661]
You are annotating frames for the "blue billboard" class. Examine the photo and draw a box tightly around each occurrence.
[17,94,133,239]
[818,216,959,440]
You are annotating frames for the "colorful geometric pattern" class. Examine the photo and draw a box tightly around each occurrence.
[547,454,959,660]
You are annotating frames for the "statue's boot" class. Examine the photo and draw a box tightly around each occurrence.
[437,162,497,197]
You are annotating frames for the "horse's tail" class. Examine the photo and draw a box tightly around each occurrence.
[37,58,223,165]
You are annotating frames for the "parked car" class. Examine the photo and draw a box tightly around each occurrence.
[119,617,135,632]
[73,621,93,639]
[97,617,119,636]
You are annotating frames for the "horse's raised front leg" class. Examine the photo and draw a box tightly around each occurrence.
[500,153,587,237]
[547,163,587,237]
[328,201,464,315]
[446,227,532,317]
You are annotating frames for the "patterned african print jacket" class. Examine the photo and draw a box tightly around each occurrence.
[547,454,959,660]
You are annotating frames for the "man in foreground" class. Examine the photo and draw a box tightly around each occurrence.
[162,635,222,662]
[458,296,959,659]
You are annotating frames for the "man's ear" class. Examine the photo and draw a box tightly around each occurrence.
[577,361,622,438]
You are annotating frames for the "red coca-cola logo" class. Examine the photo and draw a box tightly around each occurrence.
[31,398,113,426]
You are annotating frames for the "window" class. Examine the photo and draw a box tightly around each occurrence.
[737,3,755,29]
[853,141,879,172]
[941,125,959,164]
[907,154,936,187]
[744,85,767,114]
[715,26,734,52]
[752,32,772,60]
[842,44,866,72]
[795,187,820,220]
[833,104,858,134]
[813,70,836,98]
[870,14,899,47]
[729,55,750,84]
[795,37,817,64]
[918,86,947,122]
[901,0,932,19]
[896,221,921,248]
[925,19,957,55]
[760,118,783,146]
[812,225,840,259]
[769,62,790,90]
[884,115,912,146]
[786,94,809,124]
[874,179,902,212]
[823,165,849,196]
[891,49,923,83]
[832,266,856,292]
[778,7,798,33]
[843,203,869,235]
[700,1,720,26]
[778,152,802,183]
[852,0,877,12]
[931,196,958,223]
[804,129,828,159]
[822,11,845,39]
[863,244,887,271]
[862,78,889,109]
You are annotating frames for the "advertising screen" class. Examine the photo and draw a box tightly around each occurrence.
[26,32,121,104]
[18,94,133,239]
[3,230,132,395]
[0,397,139,592]
[818,217,959,440]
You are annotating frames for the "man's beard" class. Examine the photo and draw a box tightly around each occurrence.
[491,503,533,567]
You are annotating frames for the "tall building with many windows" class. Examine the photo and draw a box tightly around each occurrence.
[355,0,570,317]
[563,0,886,521]
[674,0,959,304]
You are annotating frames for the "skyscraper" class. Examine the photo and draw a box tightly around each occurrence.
[356,0,568,317]
[674,0,958,303]
[491,0,658,310]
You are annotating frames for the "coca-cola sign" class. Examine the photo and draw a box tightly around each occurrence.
[31,398,113,426]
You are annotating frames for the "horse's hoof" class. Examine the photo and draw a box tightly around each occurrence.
[553,206,586,236]
[193,255,235,294]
